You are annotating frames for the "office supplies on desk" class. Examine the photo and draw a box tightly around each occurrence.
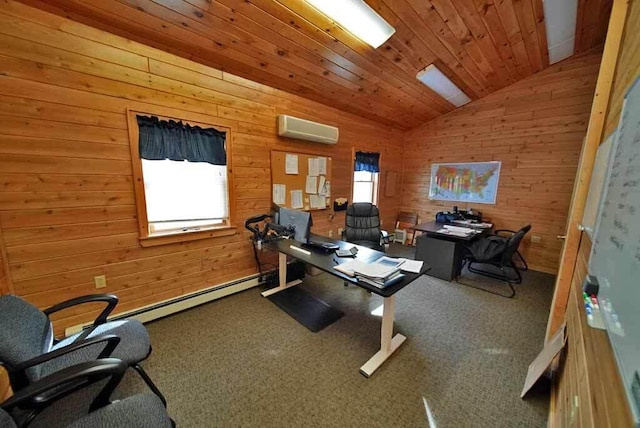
[305,240,340,252]
[436,228,472,237]
[443,225,477,234]
[336,246,358,257]
[398,259,424,273]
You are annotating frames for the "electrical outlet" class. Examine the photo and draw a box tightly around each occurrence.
[328,230,334,237]
[531,235,542,244]
[94,275,107,289]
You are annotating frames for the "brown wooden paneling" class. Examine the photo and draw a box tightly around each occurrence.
[548,235,633,427]
[0,0,405,333]
[401,51,602,274]
[604,0,640,137]
[10,0,610,129]
[0,226,13,400]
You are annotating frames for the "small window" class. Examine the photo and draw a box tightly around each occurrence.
[353,170,379,204]
[353,151,380,205]
[127,110,235,245]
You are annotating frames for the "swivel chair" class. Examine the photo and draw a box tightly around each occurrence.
[461,225,531,298]
[343,203,389,252]
[0,358,173,428]
[0,294,166,406]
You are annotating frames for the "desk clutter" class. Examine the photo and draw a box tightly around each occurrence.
[334,256,424,288]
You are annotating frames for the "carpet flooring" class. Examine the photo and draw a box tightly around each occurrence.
[117,244,554,427]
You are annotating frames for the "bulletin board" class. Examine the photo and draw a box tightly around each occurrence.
[271,150,332,211]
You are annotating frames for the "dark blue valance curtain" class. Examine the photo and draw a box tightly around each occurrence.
[354,151,380,172]
[137,115,227,165]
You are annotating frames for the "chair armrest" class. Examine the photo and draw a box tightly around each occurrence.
[13,335,121,373]
[44,294,118,326]
[1,358,126,413]
[380,230,389,245]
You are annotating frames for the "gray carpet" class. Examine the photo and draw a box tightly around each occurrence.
[117,244,553,427]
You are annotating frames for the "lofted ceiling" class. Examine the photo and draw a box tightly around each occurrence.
[20,0,612,129]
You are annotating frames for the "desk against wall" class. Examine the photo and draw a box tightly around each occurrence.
[270,150,332,211]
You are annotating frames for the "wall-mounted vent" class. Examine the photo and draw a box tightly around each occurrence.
[277,115,339,145]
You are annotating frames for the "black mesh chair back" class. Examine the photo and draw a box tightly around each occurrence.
[462,224,531,298]
[344,203,383,250]
[501,225,531,266]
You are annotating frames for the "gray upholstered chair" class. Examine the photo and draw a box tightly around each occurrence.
[344,202,389,251]
[0,358,173,428]
[0,294,166,406]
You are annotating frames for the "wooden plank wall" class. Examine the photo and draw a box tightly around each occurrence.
[0,0,406,334]
[549,235,633,426]
[604,0,640,137]
[0,227,11,400]
[401,51,603,274]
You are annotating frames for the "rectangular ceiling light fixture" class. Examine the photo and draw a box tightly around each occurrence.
[416,65,471,108]
[542,0,578,64]
[305,0,396,48]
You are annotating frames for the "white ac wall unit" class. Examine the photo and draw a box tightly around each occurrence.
[277,115,339,145]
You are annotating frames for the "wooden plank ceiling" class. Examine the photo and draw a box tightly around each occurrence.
[18,0,612,129]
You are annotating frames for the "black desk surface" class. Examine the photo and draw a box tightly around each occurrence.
[411,220,484,242]
[266,234,430,298]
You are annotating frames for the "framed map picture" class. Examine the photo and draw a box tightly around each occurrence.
[428,161,501,204]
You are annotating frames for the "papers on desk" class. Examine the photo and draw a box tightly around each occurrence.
[436,225,483,237]
[451,219,493,229]
[333,256,404,278]
[398,258,423,273]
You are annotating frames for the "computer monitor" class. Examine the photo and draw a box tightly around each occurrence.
[278,207,311,244]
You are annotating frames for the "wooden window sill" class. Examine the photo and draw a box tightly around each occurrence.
[139,226,237,247]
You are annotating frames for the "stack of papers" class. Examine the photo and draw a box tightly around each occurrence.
[334,256,406,289]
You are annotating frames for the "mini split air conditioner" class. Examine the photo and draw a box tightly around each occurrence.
[277,115,339,145]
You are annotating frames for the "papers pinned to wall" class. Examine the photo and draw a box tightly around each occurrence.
[272,184,286,205]
[318,157,327,175]
[310,194,326,209]
[308,158,319,176]
[305,176,318,194]
[318,176,326,195]
[290,190,303,209]
[285,153,298,175]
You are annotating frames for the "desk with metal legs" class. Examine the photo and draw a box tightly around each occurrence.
[263,236,430,377]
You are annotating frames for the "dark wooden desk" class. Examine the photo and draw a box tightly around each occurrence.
[264,234,430,377]
[411,221,487,281]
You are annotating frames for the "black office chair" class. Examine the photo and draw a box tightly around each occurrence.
[460,225,531,298]
[0,294,166,406]
[0,358,173,428]
[343,203,389,252]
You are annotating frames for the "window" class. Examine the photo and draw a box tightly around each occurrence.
[352,151,380,204]
[127,110,235,246]
[352,170,379,204]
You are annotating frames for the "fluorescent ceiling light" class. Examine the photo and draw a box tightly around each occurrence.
[305,0,396,48]
[542,0,578,64]
[416,65,471,107]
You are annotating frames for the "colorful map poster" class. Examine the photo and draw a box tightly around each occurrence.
[429,161,501,204]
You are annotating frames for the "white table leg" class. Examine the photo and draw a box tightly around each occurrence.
[359,295,406,377]
[261,252,302,297]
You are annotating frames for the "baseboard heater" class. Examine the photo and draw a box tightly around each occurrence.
[65,273,261,336]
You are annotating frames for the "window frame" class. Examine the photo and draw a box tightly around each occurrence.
[127,108,236,247]
[352,170,379,205]
[351,148,381,206]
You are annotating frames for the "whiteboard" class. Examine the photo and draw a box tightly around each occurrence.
[590,77,640,424]
[582,131,615,237]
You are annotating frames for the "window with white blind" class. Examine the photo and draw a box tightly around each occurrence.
[127,110,235,246]
[352,170,379,205]
[142,159,229,234]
